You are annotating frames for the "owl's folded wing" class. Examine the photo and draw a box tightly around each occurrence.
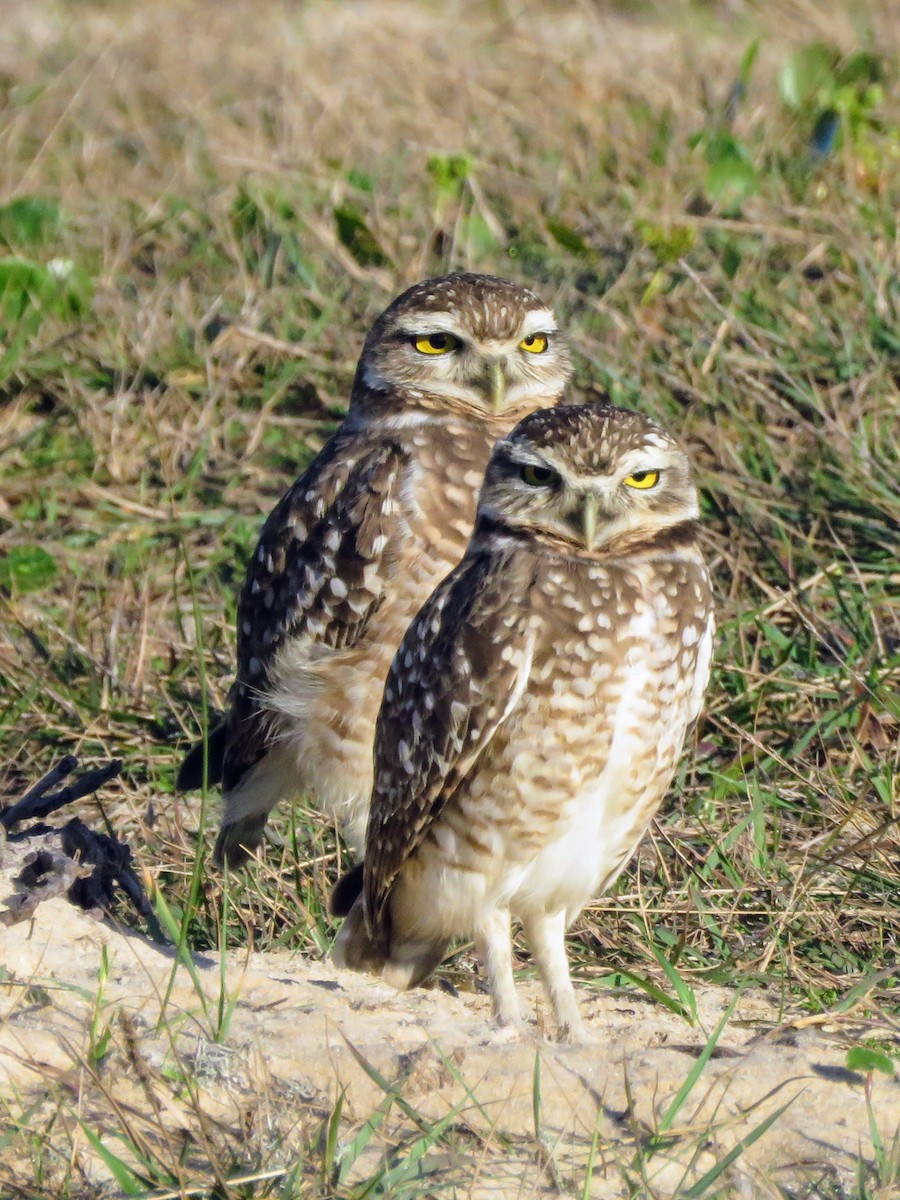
[182,431,411,794]
[363,547,533,943]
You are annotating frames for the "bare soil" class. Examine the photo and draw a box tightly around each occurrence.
[1,835,898,1198]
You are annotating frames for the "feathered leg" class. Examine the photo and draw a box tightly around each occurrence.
[521,909,587,1042]
[474,907,522,1032]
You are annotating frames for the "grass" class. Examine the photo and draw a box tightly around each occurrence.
[1,0,898,1195]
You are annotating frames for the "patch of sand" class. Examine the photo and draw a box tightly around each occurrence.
[1,838,898,1197]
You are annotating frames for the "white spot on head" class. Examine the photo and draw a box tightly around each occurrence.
[586,634,612,654]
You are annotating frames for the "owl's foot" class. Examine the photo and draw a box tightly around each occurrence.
[553,1016,595,1046]
[483,1018,527,1046]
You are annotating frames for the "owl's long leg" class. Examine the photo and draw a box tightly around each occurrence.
[474,908,522,1031]
[521,909,587,1043]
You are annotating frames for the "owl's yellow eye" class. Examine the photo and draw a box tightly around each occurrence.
[413,333,460,355]
[519,333,549,354]
[520,463,559,487]
[623,470,660,490]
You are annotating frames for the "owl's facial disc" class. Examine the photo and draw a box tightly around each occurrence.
[368,305,567,415]
[480,435,697,553]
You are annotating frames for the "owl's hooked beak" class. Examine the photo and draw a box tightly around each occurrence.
[485,360,507,413]
[580,493,600,551]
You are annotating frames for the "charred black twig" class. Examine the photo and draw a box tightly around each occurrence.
[0,755,79,829]
[59,818,165,940]
[1,758,122,829]
[1,756,166,942]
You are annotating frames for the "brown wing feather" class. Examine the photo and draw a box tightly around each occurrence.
[363,546,533,945]
[222,430,410,791]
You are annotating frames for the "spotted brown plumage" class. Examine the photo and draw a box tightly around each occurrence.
[332,403,715,1042]
[361,547,531,943]
[222,437,408,796]
[177,273,572,866]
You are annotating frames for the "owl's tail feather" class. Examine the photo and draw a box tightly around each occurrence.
[214,813,268,868]
[179,721,272,867]
[176,721,228,792]
[332,895,448,992]
[330,861,364,917]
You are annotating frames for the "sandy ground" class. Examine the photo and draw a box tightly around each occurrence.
[1,833,898,1198]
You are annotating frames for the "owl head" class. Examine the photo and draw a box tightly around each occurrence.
[350,273,571,421]
[476,403,700,553]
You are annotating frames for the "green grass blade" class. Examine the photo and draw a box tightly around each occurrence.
[658,988,743,1134]
[77,1125,150,1195]
[680,1096,799,1197]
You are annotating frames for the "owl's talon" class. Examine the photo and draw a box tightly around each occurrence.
[485,1021,527,1046]
[554,1021,596,1047]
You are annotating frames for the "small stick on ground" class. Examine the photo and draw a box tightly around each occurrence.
[0,755,79,829]
[1,755,166,942]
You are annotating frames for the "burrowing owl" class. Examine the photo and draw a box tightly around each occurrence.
[177,274,572,866]
[331,402,714,1041]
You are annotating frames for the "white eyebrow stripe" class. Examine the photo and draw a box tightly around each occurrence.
[393,308,559,339]
[395,312,463,335]
[613,446,674,476]
[519,309,558,335]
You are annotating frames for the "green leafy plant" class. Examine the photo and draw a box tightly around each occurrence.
[333,202,391,268]
[87,944,114,1068]
[0,196,63,249]
[426,151,504,263]
[847,1045,896,1077]
[779,43,887,158]
[426,151,473,202]
[0,546,58,595]
[0,194,92,381]
[688,40,762,216]
[0,255,91,330]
